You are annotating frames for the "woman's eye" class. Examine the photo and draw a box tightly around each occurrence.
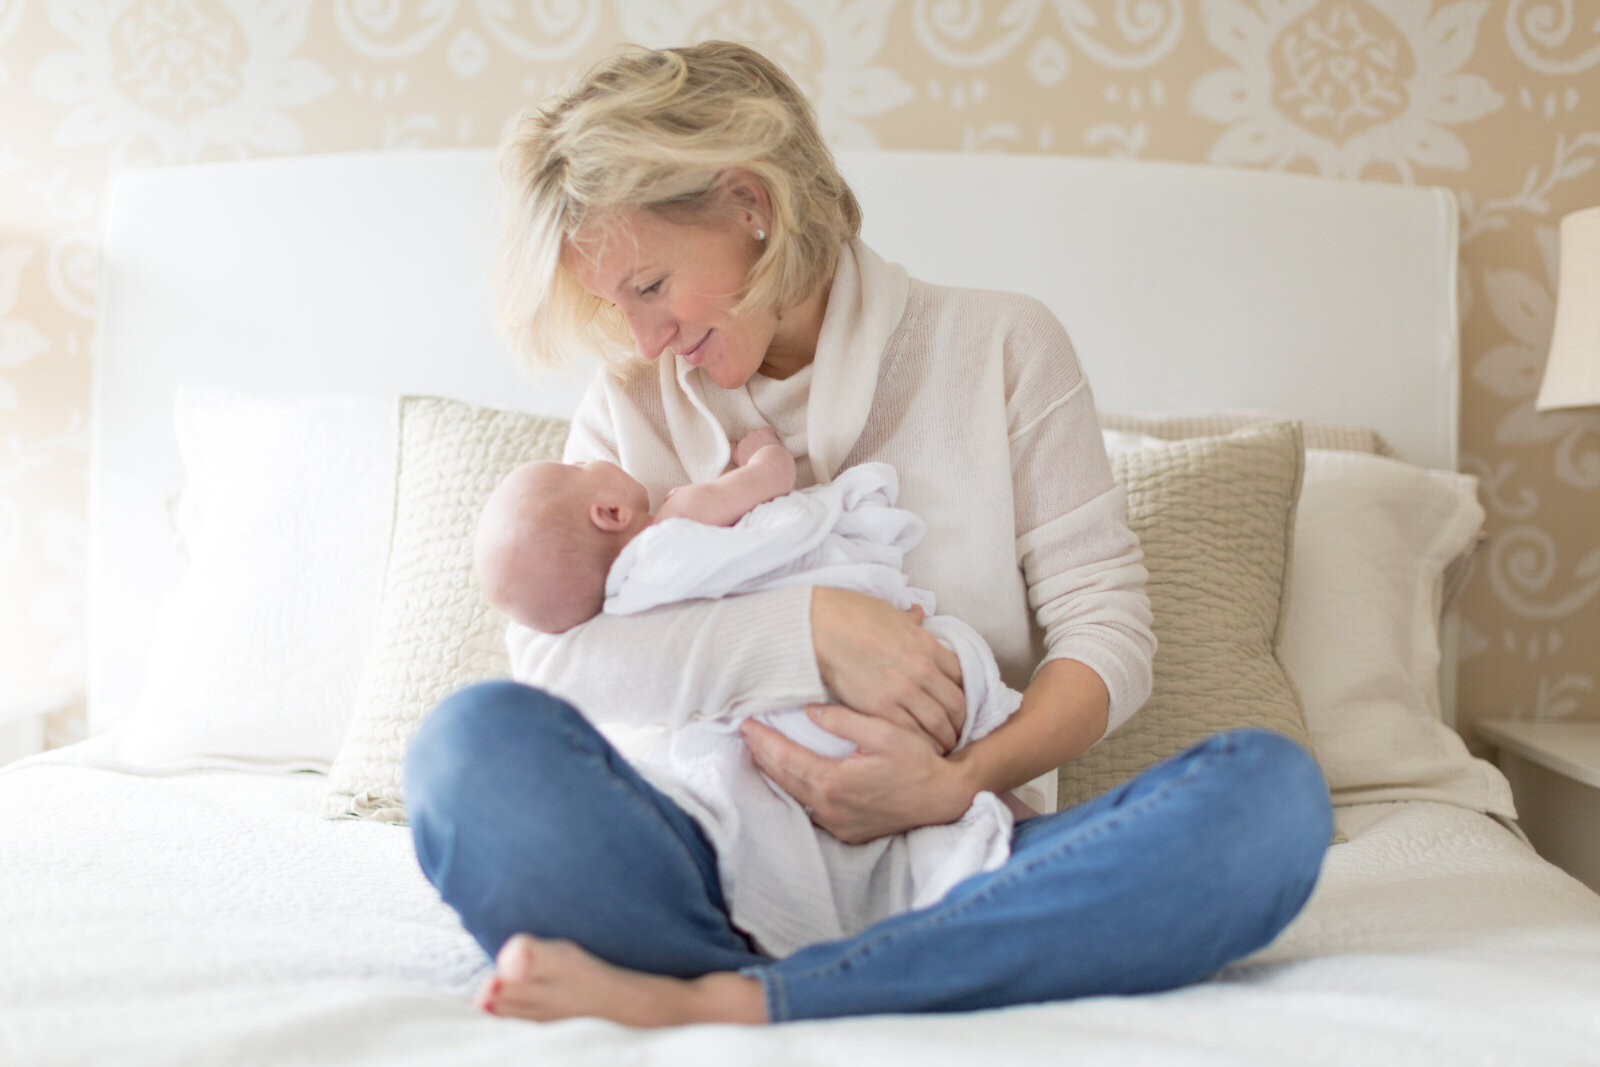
[639,279,662,297]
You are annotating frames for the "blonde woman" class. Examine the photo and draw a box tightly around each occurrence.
[403,40,1332,1027]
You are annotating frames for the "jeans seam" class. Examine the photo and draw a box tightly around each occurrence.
[777,731,1238,989]
[755,966,790,1022]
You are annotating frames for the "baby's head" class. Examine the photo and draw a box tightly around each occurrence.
[474,459,650,633]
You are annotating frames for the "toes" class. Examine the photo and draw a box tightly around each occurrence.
[476,975,504,1013]
[496,934,539,981]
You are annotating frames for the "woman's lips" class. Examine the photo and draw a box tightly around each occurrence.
[680,330,711,365]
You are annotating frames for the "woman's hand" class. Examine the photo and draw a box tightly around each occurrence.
[811,587,966,753]
[741,705,979,844]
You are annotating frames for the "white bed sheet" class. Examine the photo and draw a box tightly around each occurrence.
[4,749,1599,1067]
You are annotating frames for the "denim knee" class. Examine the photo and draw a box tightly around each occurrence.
[1218,728,1334,881]
[402,679,584,823]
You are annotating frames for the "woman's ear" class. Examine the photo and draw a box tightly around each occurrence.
[589,500,635,534]
[719,168,771,235]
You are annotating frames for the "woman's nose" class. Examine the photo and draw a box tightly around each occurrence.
[623,308,676,362]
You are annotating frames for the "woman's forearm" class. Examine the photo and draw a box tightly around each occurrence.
[948,658,1110,799]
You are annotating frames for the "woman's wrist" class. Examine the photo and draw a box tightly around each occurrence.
[946,739,997,802]
[947,659,1110,796]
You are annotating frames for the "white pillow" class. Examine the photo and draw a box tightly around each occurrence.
[1103,430,1514,816]
[114,389,397,770]
[1283,450,1513,814]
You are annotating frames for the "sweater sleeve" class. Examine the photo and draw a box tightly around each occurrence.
[1005,299,1156,741]
[507,376,829,729]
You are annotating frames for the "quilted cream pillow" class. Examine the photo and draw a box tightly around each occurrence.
[1057,421,1319,811]
[323,396,569,822]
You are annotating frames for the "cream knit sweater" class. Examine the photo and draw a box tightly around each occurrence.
[508,239,1155,817]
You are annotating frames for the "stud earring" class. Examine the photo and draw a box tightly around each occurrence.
[756,228,767,241]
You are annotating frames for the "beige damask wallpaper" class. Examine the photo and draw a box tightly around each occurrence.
[1,1,1597,752]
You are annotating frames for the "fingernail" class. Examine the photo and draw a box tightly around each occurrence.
[806,705,820,718]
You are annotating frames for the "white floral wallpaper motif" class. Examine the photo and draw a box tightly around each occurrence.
[33,0,338,165]
[0,0,1596,750]
[1191,0,1505,178]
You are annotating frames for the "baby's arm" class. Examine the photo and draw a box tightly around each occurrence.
[658,428,796,527]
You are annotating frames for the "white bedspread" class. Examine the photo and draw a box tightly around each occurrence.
[4,751,1599,1067]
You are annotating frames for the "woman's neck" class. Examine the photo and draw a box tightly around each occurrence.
[758,272,833,381]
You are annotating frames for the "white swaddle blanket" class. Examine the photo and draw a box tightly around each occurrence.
[605,462,1023,957]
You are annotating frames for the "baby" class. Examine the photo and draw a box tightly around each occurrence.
[475,430,1030,955]
[474,429,799,635]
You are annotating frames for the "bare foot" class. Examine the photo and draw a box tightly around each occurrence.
[478,934,768,1027]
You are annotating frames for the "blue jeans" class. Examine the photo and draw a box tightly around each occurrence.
[403,680,1332,1022]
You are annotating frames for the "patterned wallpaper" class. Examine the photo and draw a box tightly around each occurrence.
[1,1,1597,753]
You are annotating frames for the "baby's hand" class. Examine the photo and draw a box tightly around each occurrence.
[734,427,781,467]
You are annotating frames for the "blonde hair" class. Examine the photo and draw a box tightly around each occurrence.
[497,40,860,371]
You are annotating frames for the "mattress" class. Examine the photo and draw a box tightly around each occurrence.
[4,751,1599,1066]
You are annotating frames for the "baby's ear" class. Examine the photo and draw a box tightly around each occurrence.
[590,501,634,534]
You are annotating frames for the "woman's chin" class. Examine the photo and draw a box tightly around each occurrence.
[704,360,756,391]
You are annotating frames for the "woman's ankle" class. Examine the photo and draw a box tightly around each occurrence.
[689,972,769,1024]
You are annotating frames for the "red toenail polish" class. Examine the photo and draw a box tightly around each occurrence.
[489,978,503,998]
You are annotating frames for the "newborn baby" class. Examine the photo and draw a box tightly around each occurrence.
[475,429,1028,955]
[475,429,798,635]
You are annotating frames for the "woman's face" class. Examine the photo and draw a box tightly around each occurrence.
[562,207,780,390]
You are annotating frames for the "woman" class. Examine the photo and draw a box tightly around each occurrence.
[403,40,1333,1027]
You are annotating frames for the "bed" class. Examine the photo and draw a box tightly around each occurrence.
[5,147,1600,1066]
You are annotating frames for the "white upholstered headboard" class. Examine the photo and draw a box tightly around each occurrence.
[91,148,1459,731]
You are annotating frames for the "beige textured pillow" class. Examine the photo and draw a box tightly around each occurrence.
[323,395,569,822]
[1101,410,1395,457]
[1104,411,1479,614]
[1057,421,1319,811]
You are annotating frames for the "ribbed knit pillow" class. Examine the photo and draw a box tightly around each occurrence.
[323,396,569,822]
[1103,410,1482,614]
[1101,410,1394,457]
[1057,421,1320,811]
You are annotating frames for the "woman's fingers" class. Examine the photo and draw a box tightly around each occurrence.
[811,588,968,747]
[806,703,893,751]
[934,640,962,687]
[740,720,828,806]
[883,682,958,753]
[856,701,946,753]
[922,648,966,739]
[901,607,966,747]
[743,709,979,844]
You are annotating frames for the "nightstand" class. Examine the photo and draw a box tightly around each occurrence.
[0,689,72,767]
[1476,719,1600,895]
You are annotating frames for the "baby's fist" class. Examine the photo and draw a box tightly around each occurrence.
[734,427,781,466]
